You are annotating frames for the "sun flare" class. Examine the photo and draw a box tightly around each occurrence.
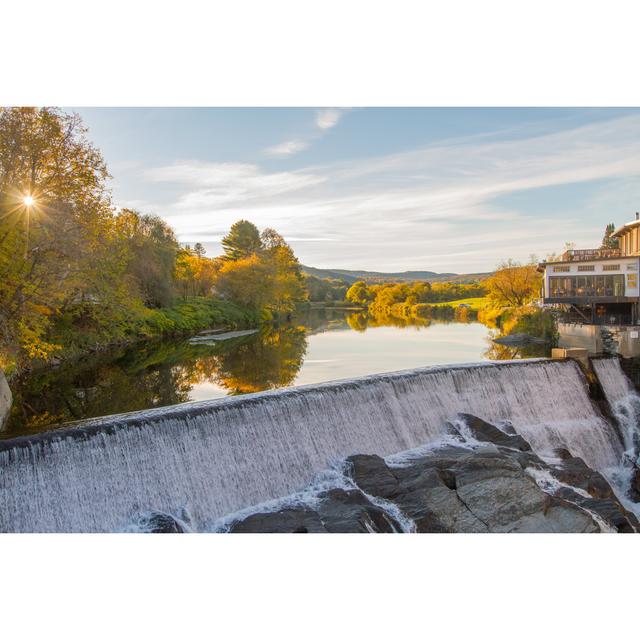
[23,195,35,207]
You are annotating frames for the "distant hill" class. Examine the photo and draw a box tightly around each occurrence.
[301,265,489,284]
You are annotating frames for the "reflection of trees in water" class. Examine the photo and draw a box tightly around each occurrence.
[346,310,433,331]
[210,325,308,394]
[482,329,549,361]
[5,326,308,437]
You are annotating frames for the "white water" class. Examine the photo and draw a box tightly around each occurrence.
[590,357,640,517]
[0,359,626,532]
[592,357,640,466]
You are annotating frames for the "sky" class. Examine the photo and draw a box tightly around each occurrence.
[71,107,640,273]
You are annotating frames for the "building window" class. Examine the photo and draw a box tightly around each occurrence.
[548,274,625,298]
[577,265,595,272]
[602,264,620,271]
[553,266,570,272]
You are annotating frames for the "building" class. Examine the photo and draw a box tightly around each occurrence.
[539,214,640,325]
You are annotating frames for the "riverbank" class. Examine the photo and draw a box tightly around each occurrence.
[3,297,259,379]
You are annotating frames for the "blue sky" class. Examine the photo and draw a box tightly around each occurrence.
[72,107,640,273]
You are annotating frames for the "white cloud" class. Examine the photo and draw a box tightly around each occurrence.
[137,114,640,272]
[315,108,344,130]
[264,139,310,157]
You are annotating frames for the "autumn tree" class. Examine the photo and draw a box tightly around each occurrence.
[346,281,375,306]
[175,247,219,298]
[484,259,541,308]
[214,253,274,310]
[221,220,263,260]
[261,235,307,313]
[213,221,307,314]
[0,107,128,361]
[116,209,179,307]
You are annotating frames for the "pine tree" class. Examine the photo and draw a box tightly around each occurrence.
[221,220,262,260]
[601,223,619,250]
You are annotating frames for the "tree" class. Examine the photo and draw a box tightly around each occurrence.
[260,233,307,313]
[346,281,375,306]
[221,220,262,260]
[0,107,127,362]
[601,223,619,250]
[175,247,219,298]
[260,227,287,250]
[193,242,206,257]
[214,222,307,314]
[116,209,180,307]
[485,259,541,308]
[214,254,275,310]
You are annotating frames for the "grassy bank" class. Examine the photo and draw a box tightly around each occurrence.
[5,297,259,377]
[428,297,488,311]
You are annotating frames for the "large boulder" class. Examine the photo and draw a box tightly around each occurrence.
[0,370,11,430]
[135,511,189,533]
[216,417,639,534]
[226,489,403,533]
[315,488,402,533]
[345,454,400,499]
[455,413,532,452]
[228,507,326,533]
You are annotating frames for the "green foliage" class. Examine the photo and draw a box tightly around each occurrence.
[0,109,308,371]
[346,279,485,310]
[601,222,619,250]
[221,220,263,260]
[116,209,180,307]
[503,306,558,343]
[305,275,349,303]
[0,107,127,367]
[214,223,308,314]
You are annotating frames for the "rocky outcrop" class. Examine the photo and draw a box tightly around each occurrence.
[213,413,640,534]
[0,370,11,430]
[131,510,189,533]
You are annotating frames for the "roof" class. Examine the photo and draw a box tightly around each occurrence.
[612,218,640,238]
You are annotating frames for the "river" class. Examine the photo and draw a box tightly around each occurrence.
[1,308,548,439]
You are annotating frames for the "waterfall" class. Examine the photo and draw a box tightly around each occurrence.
[0,359,627,532]
[592,357,640,462]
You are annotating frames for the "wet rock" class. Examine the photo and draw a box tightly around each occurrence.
[630,466,640,502]
[456,414,532,452]
[506,499,600,533]
[497,420,517,435]
[220,425,638,534]
[345,454,400,499]
[316,488,401,533]
[228,507,326,533]
[139,511,187,533]
[0,370,11,430]
[551,457,615,500]
[393,467,485,533]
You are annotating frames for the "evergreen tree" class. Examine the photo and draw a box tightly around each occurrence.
[221,220,262,260]
[601,223,619,250]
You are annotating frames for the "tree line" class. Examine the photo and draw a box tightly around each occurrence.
[0,108,306,369]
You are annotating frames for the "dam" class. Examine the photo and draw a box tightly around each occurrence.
[0,358,637,532]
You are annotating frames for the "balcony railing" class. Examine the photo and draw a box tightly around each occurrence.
[561,248,622,262]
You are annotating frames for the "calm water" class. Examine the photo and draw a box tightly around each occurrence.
[2,309,545,439]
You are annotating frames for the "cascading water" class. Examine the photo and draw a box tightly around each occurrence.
[0,359,628,532]
[591,358,640,504]
[592,358,640,455]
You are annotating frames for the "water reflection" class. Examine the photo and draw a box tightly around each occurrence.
[3,308,548,439]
